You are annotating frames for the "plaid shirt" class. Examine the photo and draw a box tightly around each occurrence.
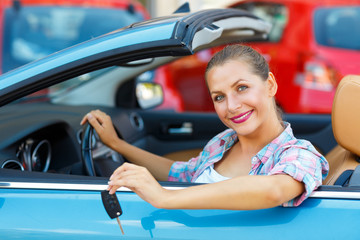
[168,122,329,207]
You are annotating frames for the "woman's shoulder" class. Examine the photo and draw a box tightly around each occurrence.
[280,122,320,151]
[268,122,325,160]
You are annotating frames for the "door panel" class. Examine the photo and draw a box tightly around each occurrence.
[140,111,336,157]
[139,111,226,157]
[1,186,360,239]
[163,148,202,162]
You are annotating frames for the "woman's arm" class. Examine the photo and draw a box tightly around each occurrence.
[108,163,305,210]
[81,110,173,181]
[163,174,304,210]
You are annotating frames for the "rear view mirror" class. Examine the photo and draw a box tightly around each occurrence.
[136,82,163,109]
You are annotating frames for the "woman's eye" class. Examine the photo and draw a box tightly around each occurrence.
[238,86,248,92]
[214,95,224,102]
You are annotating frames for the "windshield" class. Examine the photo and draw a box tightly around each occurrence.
[314,7,360,50]
[14,65,158,107]
[2,6,144,73]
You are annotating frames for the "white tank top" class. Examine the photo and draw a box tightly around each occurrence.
[194,165,229,183]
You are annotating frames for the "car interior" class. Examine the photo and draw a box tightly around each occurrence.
[1,75,360,191]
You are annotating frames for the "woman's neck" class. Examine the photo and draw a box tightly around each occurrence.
[236,117,284,155]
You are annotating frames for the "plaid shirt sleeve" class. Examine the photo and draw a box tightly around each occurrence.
[268,144,329,207]
[167,154,202,182]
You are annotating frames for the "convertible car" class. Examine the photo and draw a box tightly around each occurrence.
[0,5,360,239]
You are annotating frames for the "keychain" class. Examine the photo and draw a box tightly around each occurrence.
[101,190,125,235]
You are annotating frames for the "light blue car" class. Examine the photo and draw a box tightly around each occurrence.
[0,4,359,240]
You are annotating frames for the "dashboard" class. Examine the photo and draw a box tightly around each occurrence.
[0,102,145,177]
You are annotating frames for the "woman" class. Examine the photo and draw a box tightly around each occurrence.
[81,44,329,210]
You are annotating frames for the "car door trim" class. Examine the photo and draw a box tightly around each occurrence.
[0,181,185,192]
[1,181,360,200]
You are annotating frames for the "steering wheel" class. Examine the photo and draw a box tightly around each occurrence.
[81,123,96,176]
[81,122,126,176]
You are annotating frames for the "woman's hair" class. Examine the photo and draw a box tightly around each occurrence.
[205,44,269,81]
[205,44,283,121]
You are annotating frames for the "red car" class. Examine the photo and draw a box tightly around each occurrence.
[156,0,360,113]
[0,0,149,74]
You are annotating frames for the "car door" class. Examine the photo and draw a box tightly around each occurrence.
[2,169,360,239]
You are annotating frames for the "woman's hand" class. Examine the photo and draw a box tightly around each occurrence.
[81,111,170,207]
[107,163,168,208]
[80,110,121,149]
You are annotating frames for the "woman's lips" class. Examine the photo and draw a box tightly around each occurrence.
[230,110,253,124]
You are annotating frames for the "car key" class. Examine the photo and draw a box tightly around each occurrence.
[101,190,125,235]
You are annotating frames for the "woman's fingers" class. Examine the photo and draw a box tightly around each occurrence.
[107,163,165,206]
[108,163,143,187]
[80,115,87,125]
[109,163,131,180]
[79,110,119,148]
[80,110,107,126]
[87,113,105,132]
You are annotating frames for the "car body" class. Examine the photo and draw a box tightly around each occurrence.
[154,0,360,113]
[0,0,149,74]
[0,6,359,239]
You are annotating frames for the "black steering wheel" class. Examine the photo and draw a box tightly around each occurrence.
[81,123,96,176]
[81,122,126,176]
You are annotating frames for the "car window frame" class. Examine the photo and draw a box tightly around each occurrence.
[2,168,360,202]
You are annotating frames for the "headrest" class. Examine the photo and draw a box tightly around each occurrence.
[332,75,360,156]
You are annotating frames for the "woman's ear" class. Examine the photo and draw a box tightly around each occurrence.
[267,72,278,97]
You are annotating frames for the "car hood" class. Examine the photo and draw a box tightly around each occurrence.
[0,8,271,106]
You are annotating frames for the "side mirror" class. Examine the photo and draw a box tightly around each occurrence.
[136,82,163,109]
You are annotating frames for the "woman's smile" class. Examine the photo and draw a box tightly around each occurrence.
[230,110,254,124]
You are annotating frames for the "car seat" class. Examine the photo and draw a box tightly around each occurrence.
[324,75,360,185]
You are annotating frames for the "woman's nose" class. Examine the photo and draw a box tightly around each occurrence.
[227,95,241,113]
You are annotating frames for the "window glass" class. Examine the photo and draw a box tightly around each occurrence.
[3,6,144,73]
[233,2,288,42]
[314,7,360,50]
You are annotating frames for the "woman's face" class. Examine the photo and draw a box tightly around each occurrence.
[206,59,277,137]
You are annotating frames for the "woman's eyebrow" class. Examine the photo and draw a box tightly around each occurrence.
[231,79,248,88]
[210,90,222,95]
[210,79,248,94]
